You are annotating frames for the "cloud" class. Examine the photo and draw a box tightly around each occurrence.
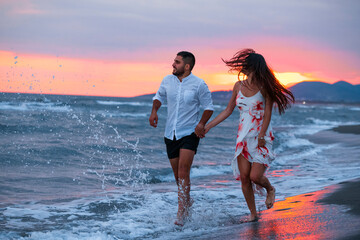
[1,0,359,58]
[1,0,359,97]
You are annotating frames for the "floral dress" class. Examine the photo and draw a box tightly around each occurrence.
[232,87,275,178]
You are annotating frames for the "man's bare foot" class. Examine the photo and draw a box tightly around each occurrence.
[265,186,276,209]
[174,205,190,226]
[188,198,194,208]
[174,218,184,226]
[174,212,188,226]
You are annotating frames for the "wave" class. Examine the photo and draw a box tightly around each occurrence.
[158,164,231,182]
[0,101,71,112]
[307,118,360,128]
[277,119,360,137]
[96,100,153,107]
[101,112,148,118]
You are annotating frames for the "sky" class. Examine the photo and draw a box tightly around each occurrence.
[1,0,360,97]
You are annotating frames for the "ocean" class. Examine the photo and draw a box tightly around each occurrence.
[1,92,360,239]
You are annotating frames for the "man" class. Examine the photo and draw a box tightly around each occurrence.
[149,51,214,225]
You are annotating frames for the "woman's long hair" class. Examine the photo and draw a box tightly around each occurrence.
[223,49,295,114]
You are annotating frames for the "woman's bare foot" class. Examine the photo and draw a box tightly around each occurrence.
[240,213,259,223]
[248,213,259,222]
[265,186,276,209]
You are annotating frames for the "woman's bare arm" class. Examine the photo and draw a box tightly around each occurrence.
[205,82,240,133]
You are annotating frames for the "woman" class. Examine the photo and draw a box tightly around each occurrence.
[205,49,295,222]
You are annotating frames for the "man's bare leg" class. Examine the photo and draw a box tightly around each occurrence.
[169,157,179,186]
[175,148,195,225]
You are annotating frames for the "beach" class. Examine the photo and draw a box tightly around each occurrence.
[332,125,360,135]
[205,125,360,240]
[195,178,360,240]
[1,94,360,239]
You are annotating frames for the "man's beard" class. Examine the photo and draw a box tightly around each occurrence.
[172,67,185,77]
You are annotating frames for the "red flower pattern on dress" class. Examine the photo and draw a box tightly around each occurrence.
[257,145,269,158]
[253,101,264,111]
[236,141,250,160]
[238,123,243,132]
[249,101,264,126]
[269,131,275,141]
[251,115,262,126]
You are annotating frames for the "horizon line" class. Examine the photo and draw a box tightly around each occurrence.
[0,79,355,98]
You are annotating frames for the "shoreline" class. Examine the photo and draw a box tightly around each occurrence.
[306,124,360,147]
[331,124,360,135]
[197,178,360,240]
[199,125,360,239]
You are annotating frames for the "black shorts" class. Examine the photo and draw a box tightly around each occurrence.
[164,132,200,159]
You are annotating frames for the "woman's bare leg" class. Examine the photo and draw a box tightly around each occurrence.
[237,154,258,221]
[250,163,276,209]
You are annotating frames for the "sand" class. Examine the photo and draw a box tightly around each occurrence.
[191,179,360,240]
[332,125,360,135]
[193,126,360,239]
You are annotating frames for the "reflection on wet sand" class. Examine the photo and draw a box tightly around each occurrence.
[234,186,360,240]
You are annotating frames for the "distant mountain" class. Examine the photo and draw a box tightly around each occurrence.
[210,81,360,103]
[3,80,358,103]
[138,80,360,103]
[289,80,360,103]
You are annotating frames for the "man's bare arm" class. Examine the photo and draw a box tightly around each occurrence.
[195,110,213,138]
[149,100,161,128]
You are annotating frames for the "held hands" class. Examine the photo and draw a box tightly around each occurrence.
[204,126,210,135]
[149,112,158,128]
[195,123,206,138]
[195,123,212,138]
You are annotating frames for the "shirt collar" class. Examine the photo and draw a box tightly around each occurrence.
[182,73,193,82]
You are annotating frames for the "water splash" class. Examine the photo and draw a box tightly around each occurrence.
[67,110,150,192]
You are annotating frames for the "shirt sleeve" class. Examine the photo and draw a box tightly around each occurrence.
[198,81,214,111]
[152,78,167,104]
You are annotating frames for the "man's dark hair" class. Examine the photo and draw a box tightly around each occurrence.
[177,51,195,71]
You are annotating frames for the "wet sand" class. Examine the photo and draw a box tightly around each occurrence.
[194,126,360,239]
[193,179,360,240]
[332,125,360,135]
[306,125,360,147]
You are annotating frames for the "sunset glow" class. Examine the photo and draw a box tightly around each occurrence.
[1,1,359,97]
[1,48,359,97]
[274,72,313,87]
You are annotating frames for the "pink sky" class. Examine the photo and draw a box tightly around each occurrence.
[1,1,359,97]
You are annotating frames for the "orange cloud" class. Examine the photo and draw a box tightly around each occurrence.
[0,50,169,97]
[1,43,359,98]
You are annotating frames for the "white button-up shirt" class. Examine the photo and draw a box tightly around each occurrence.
[153,73,214,140]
